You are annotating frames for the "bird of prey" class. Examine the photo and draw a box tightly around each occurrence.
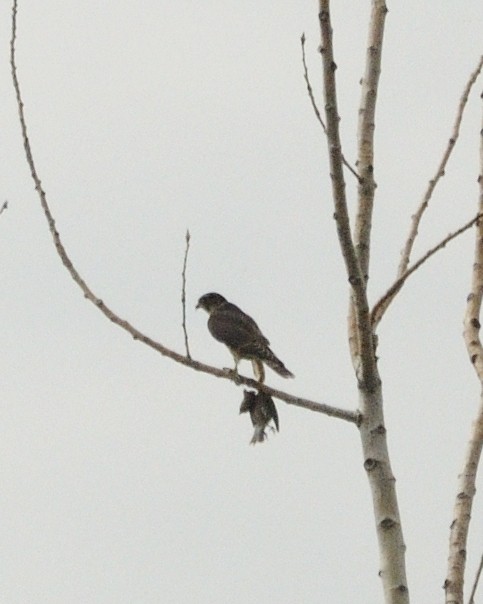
[239,389,279,445]
[196,292,294,383]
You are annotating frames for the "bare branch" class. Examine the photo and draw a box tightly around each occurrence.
[371,213,482,328]
[354,0,388,279]
[318,1,378,386]
[0,201,8,216]
[181,229,191,358]
[468,553,483,604]
[398,55,483,279]
[300,33,360,182]
[9,0,358,427]
[347,0,387,376]
[445,93,483,604]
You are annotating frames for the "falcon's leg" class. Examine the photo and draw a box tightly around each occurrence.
[222,358,242,384]
[251,359,265,383]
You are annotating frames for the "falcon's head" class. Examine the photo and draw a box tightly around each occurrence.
[196,292,227,314]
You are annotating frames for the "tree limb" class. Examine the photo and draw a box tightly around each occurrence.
[371,213,482,328]
[354,0,387,280]
[9,0,358,427]
[348,0,387,378]
[398,55,483,279]
[445,95,483,604]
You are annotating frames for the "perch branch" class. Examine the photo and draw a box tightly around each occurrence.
[9,0,358,427]
[301,33,359,182]
[371,213,482,328]
[181,229,191,358]
[398,55,483,279]
[444,96,483,604]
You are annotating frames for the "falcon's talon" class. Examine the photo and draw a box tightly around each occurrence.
[223,367,241,384]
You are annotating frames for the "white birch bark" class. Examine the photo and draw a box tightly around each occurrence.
[318,2,409,602]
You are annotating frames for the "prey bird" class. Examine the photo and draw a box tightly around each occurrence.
[239,390,279,445]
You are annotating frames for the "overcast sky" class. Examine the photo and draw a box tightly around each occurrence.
[1,1,483,602]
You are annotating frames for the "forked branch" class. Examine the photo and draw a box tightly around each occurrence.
[319,4,408,604]
[318,0,377,386]
[398,55,483,279]
[372,213,482,328]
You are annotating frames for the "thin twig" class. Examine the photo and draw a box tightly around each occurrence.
[9,0,358,426]
[301,33,360,182]
[0,201,8,216]
[371,212,482,328]
[398,55,483,279]
[181,229,191,358]
[468,553,483,604]
[301,33,326,133]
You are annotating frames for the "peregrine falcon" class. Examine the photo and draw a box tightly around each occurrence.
[196,292,294,383]
[239,390,279,445]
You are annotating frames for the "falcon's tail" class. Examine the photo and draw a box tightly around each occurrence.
[264,349,294,379]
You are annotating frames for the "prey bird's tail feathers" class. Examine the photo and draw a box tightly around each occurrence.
[250,425,266,444]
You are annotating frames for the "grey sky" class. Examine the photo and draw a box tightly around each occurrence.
[1,1,483,602]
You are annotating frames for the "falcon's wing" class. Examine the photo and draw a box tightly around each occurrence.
[208,303,270,350]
